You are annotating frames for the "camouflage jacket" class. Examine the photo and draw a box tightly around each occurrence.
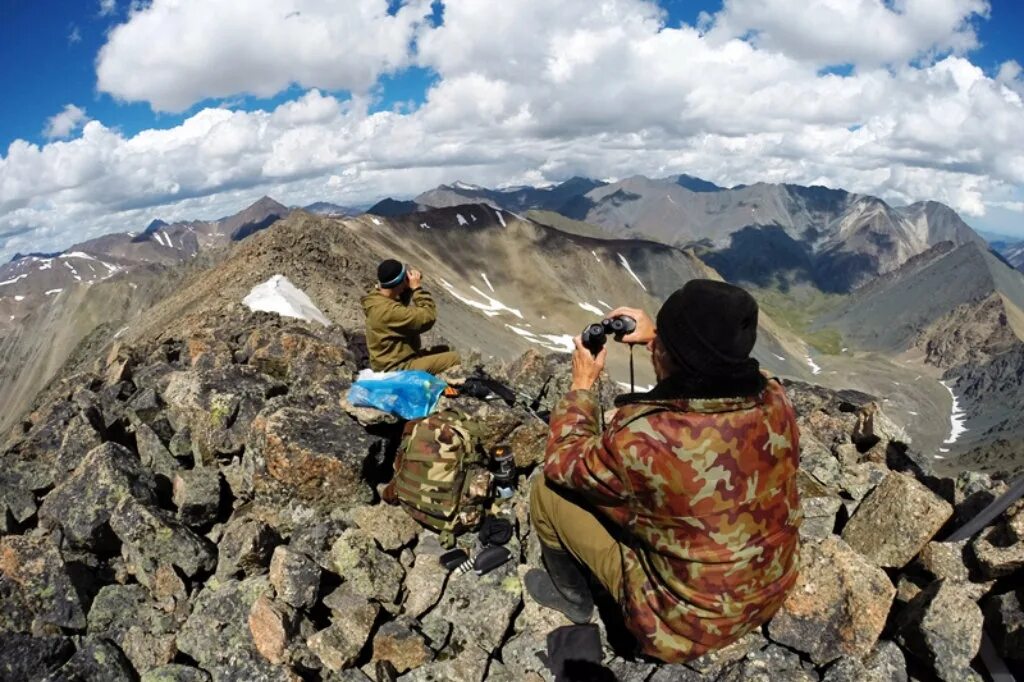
[544,379,801,662]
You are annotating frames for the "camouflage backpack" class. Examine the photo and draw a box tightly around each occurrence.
[383,409,493,547]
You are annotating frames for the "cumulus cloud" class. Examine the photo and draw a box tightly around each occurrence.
[42,104,90,139]
[706,0,990,66]
[99,0,116,16]
[96,0,434,112]
[3,0,1024,260]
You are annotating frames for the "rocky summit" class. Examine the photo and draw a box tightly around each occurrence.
[2,307,1023,682]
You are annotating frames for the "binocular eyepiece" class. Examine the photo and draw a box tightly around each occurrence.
[581,315,637,355]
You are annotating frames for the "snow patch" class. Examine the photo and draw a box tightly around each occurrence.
[908,411,919,416]
[370,217,382,226]
[242,275,331,326]
[38,260,53,271]
[617,254,647,291]
[457,214,469,227]
[14,295,25,301]
[0,274,28,287]
[504,325,574,353]
[441,279,523,319]
[61,251,97,261]
[773,353,786,362]
[805,355,821,375]
[591,250,601,263]
[597,300,612,310]
[45,289,63,295]
[578,302,604,316]
[940,380,968,445]
[419,222,431,230]
[453,181,481,191]
[494,209,506,227]
[470,213,477,222]
[480,273,495,293]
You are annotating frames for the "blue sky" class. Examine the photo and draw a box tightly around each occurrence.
[1,0,1023,259]
[4,1,1019,149]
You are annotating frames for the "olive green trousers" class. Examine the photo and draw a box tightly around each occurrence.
[399,350,461,375]
[530,474,624,599]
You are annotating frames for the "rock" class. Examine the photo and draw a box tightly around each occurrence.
[10,399,79,490]
[796,472,842,540]
[110,495,218,578]
[841,471,953,568]
[245,326,352,383]
[269,546,321,609]
[247,407,379,510]
[308,589,380,673]
[350,504,420,552]
[372,619,432,673]
[173,467,223,527]
[55,412,104,473]
[402,552,449,618]
[426,569,521,655]
[169,427,194,461]
[853,402,911,447]
[717,643,817,682]
[687,629,767,675]
[87,584,180,673]
[862,640,908,682]
[971,523,1024,579]
[38,442,157,549]
[0,481,37,531]
[982,590,1024,660]
[216,516,281,578]
[918,540,993,600]
[141,664,214,682]
[177,575,290,680]
[397,641,489,682]
[0,633,74,681]
[0,534,87,632]
[330,528,405,604]
[136,421,182,482]
[836,461,889,503]
[894,580,983,681]
[799,431,842,489]
[288,517,349,572]
[249,594,298,665]
[42,638,135,681]
[647,664,706,682]
[768,536,895,664]
[163,366,285,464]
[340,396,399,427]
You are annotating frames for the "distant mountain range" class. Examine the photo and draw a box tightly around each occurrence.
[385,175,989,292]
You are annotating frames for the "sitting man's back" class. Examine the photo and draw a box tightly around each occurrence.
[361,259,460,375]
[526,280,801,662]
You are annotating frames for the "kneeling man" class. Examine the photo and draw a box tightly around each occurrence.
[526,280,801,663]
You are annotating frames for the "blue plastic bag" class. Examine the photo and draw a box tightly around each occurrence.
[347,369,448,420]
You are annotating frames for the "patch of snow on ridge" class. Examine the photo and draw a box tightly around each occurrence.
[0,274,28,287]
[242,275,331,326]
[617,254,647,291]
[504,325,574,353]
[805,355,821,375]
[61,251,97,261]
[370,217,382,226]
[578,302,604,316]
[592,251,601,263]
[481,273,495,293]
[440,279,523,319]
[420,222,431,230]
[45,289,63,295]
[494,209,506,227]
[940,380,968,444]
[457,214,469,227]
[598,300,612,310]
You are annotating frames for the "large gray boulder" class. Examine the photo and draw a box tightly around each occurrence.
[110,495,217,578]
[87,584,180,673]
[38,442,157,549]
[841,471,952,568]
[768,536,895,664]
[0,534,88,632]
[894,579,984,681]
[330,528,405,604]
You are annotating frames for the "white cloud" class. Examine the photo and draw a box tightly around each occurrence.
[42,105,90,139]
[96,0,433,112]
[4,0,1024,259]
[67,25,82,44]
[707,0,990,66]
[99,0,117,16]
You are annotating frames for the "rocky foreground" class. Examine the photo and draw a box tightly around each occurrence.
[1,306,1023,681]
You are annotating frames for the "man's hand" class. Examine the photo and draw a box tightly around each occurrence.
[570,335,606,391]
[407,268,422,290]
[607,306,656,345]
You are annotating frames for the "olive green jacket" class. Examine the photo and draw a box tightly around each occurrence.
[361,288,437,371]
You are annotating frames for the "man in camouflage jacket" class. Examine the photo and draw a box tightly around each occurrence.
[525,280,801,663]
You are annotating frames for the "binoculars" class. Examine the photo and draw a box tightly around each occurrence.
[581,315,637,355]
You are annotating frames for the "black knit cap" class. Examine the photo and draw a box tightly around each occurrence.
[377,259,406,288]
[656,279,759,379]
